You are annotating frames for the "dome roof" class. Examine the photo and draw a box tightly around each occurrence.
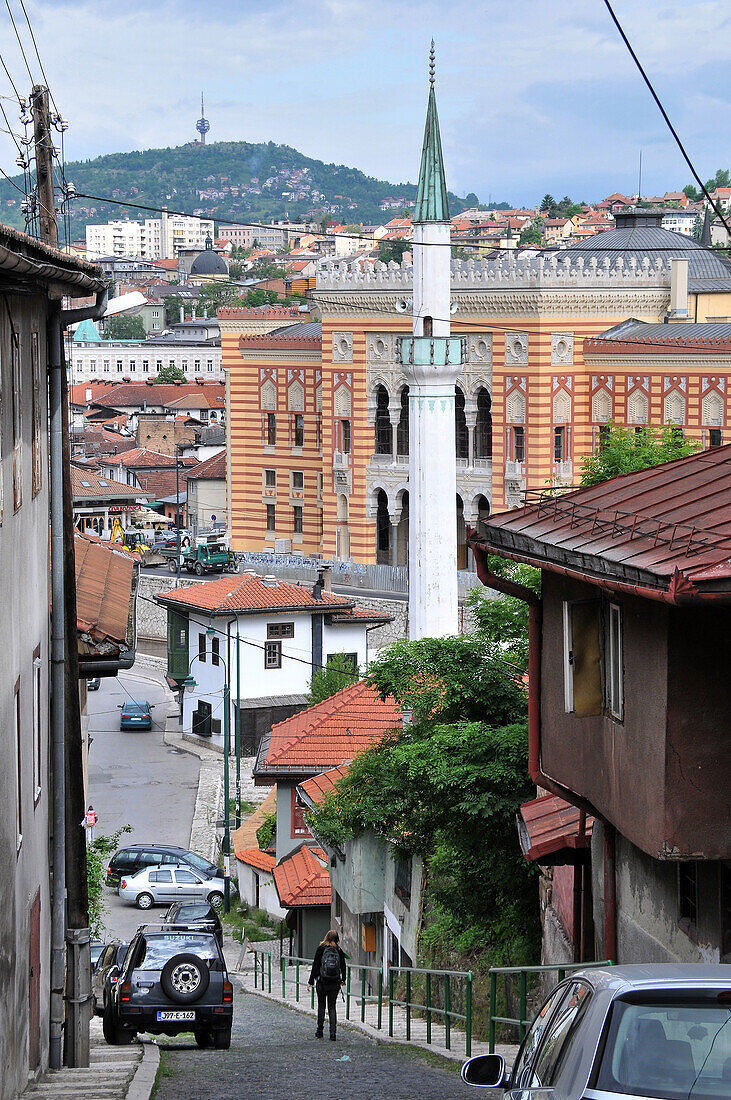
[190,236,228,277]
[565,207,731,282]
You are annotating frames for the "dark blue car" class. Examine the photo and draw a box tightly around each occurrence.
[119,701,154,730]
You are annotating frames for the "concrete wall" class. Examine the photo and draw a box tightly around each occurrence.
[235,861,286,922]
[329,833,386,927]
[384,852,424,966]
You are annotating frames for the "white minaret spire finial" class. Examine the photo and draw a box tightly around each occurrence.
[429,39,435,85]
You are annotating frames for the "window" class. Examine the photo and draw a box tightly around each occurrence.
[267,622,294,639]
[103,360,110,373]
[678,862,698,928]
[11,334,22,510]
[15,678,22,850]
[175,869,202,884]
[455,387,468,459]
[316,414,322,450]
[563,599,623,720]
[116,360,123,373]
[129,360,136,372]
[511,984,571,1088]
[340,419,351,454]
[709,428,723,448]
[194,360,201,373]
[266,503,276,532]
[291,788,311,838]
[397,386,409,455]
[334,891,343,922]
[198,633,206,663]
[293,414,304,448]
[375,385,392,454]
[528,983,592,1088]
[264,469,276,488]
[33,645,41,804]
[149,869,173,883]
[142,360,149,373]
[553,426,566,462]
[211,636,220,666]
[607,603,623,719]
[267,413,277,446]
[90,360,96,374]
[475,388,492,459]
[156,360,163,373]
[207,360,213,373]
[293,506,303,534]
[394,856,412,907]
[512,425,525,463]
[264,640,281,669]
[31,333,42,497]
[327,652,358,673]
[292,470,304,490]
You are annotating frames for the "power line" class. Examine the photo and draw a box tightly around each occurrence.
[18,0,58,113]
[4,0,35,85]
[602,0,731,239]
[0,50,23,102]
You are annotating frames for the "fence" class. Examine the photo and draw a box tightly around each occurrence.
[252,951,474,1055]
[487,961,614,1052]
[236,550,483,599]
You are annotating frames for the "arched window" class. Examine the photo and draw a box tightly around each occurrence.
[475,388,492,459]
[374,385,392,455]
[397,386,409,456]
[455,387,468,459]
[376,489,390,557]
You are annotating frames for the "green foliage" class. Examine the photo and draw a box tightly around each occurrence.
[684,183,700,202]
[222,903,280,943]
[152,363,187,383]
[540,193,556,213]
[451,245,472,261]
[104,314,146,341]
[579,423,700,486]
[465,558,540,674]
[703,168,730,194]
[367,634,527,724]
[377,239,410,265]
[519,221,543,246]
[87,825,132,939]
[256,812,276,851]
[306,653,359,706]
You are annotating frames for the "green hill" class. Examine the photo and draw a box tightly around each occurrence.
[0,140,482,242]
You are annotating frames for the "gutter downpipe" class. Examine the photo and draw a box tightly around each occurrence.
[469,534,616,961]
[48,287,107,1069]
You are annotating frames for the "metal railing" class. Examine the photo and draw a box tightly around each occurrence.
[252,951,474,1055]
[487,960,613,1052]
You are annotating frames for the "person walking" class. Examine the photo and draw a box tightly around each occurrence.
[307,929,346,1041]
[84,805,98,843]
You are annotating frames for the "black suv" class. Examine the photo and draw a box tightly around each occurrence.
[103,924,233,1049]
[106,844,223,888]
[164,901,223,947]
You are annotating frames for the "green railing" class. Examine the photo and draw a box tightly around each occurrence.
[252,951,473,1055]
[487,960,614,1052]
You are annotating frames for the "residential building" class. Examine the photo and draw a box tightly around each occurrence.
[98,447,197,504]
[69,330,223,384]
[218,224,255,250]
[85,215,214,261]
[71,464,150,536]
[470,447,731,966]
[232,789,285,919]
[706,187,731,214]
[157,572,392,754]
[186,449,226,534]
[661,208,700,236]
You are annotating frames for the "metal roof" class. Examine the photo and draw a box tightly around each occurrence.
[586,319,731,351]
[477,446,731,596]
[565,224,731,280]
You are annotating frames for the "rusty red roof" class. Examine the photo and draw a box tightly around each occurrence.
[517,794,594,863]
[298,764,350,807]
[255,681,400,777]
[75,533,135,647]
[186,450,226,480]
[473,446,731,599]
[156,574,356,615]
[274,845,330,908]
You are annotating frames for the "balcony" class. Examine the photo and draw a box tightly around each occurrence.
[333,451,350,469]
[505,461,524,479]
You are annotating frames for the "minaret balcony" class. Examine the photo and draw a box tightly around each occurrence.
[397,336,466,368]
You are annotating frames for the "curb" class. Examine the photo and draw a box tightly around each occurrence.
[126,1041,160,1100]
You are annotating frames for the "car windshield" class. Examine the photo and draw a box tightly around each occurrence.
[594,999,731,1098]
[176,905,214,920]
[124,703,148,715]
[134,934,218,972]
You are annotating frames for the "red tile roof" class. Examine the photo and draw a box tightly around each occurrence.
[92,382,225,409]
[517,794,593,862]
[156,574,356,615]
[110,447,179,468]
[232,789,277,858]
[298,765,349,807]
[186,450,226,480]
[256,680,400,775]
[74,533,135,648]
[238,848,276,873]
[71,465,147,501]
[274,845,331,908]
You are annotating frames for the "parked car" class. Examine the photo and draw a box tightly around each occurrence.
[102,924,232,1048]
[106,844,224,888]
[92,941,129,1016]
[87,677,100,691]
[119,865,225,910]
[164,901,223,947]
[460,964,731,1099]
[118,700,154,730]
[90,941,106,971]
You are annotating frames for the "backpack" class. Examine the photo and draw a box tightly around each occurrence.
[320,944,340,983]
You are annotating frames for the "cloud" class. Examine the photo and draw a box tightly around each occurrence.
[0,0,728,206]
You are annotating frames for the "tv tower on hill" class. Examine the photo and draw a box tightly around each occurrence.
[196,93,210,144]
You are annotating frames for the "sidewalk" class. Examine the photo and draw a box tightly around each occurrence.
[22,1019,159,1100]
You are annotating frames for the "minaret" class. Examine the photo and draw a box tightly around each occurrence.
[196,93,210,144]
[400,43,462,639]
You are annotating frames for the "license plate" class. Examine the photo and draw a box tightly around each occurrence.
[156,1010,195,1021]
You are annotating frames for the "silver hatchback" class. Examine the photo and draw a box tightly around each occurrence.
[118,865,225,911]
[461,964,731,1098]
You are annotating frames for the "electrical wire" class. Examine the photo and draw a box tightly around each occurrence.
[602,0,731,239]
[0,51,22,102]
[4,0,35,85]
[0,161,27,194]
[18,0,58,114]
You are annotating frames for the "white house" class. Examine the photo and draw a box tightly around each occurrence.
[157,570,392,753]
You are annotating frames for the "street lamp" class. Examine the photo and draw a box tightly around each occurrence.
[183,646,232,914]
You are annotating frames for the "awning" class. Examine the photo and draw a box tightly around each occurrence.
[517,794,593,865]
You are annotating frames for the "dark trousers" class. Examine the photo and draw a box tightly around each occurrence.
[316,980,339,1037]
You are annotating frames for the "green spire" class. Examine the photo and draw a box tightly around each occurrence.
[414,41,450,224]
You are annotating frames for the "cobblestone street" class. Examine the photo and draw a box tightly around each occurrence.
[153,990,470,1100]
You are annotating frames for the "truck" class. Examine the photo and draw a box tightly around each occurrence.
[162,534,239,576]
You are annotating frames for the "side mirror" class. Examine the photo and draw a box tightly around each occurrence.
[117,704,123,709]
[149,704,155,708]
[461,1054,508,1088]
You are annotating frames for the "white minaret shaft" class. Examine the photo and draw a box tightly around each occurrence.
[402,43,461,639]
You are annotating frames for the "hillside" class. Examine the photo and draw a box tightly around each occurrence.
[0,140,481,241]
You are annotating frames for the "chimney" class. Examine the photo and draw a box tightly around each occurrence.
[319,566,332,592]
[669,258,688,317]
[180,306,184,323]
[312,572,324,601]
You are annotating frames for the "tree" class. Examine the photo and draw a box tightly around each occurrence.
[451,245,471,261]
[465,558,540,674]
[579,424,700,487]
[152,363,186,383]
[540,193,556,213]
[684,183,700,202]
[104,314,146,341]
[87,826,131,938]
[377,239,410,265]
[228,262,245,279]
[519,222,542,247]
[306,653,359,706]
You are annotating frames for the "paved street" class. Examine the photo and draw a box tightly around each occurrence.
[86,668,200,941]
[154,991,470,1100]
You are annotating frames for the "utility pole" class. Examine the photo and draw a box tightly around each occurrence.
[31,85,58,249]
[33,83,91,1067]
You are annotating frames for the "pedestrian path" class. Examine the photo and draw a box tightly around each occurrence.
[235,944,518,1067]
[22,1018,159,1100]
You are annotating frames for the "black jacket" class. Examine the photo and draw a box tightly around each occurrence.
[308,943,346,986]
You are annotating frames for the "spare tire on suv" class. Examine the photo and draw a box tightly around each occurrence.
[160,952,210,1003]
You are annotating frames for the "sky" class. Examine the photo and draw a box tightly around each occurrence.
[0,0,729,207]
